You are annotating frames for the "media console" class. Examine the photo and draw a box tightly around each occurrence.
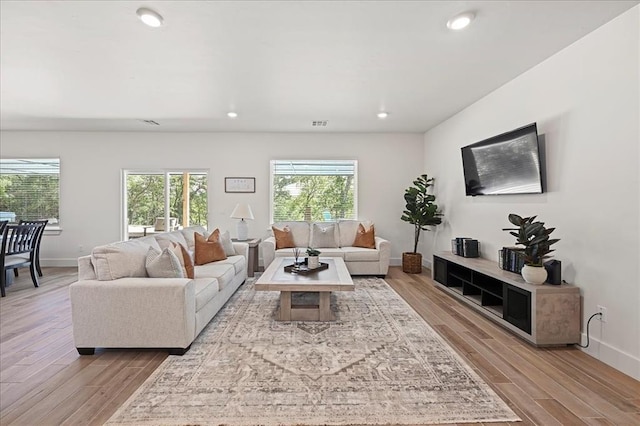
[433,252,580,346]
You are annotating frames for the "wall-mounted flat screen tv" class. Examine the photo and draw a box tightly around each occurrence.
[461,123,543,196]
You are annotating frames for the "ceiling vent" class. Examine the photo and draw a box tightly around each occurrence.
[140,119,160,126]
[312,120,328,127]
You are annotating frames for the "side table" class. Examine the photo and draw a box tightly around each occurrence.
[232,237,261,277]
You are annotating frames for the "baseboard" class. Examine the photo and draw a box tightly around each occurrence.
[390,257,433,269]
[579,334,640,380]
[42,258,78,268]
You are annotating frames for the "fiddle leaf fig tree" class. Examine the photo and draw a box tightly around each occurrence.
[401,174,443,253]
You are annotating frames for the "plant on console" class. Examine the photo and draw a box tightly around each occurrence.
[502,214,560,284]
[502,214,560,266]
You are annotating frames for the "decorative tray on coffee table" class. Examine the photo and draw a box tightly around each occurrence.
[284,261,329,275]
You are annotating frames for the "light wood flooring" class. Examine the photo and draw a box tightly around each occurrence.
[1,267,638,425]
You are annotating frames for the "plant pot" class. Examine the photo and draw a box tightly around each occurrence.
[402,252,422,274]
[308,256,320,269]
[521,264,547,285]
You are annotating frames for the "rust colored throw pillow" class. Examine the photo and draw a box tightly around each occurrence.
[353,223,376,249]
[171,242,194,279]
[272,225,295,249]
[194,230,227,265]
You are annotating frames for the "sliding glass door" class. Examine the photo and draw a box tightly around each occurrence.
[123,170,208,239]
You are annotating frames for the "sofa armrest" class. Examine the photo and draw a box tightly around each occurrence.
[375,237,391,275]
[69,277,196,349]
[260,237,276,270]
[78,255,97,280]
[232,242,249,259]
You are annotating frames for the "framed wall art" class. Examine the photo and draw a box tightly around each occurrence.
[225,177,256,193]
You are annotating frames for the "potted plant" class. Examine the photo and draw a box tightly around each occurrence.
[400,174,443,274]
[306,247,321,269]
[502,214,560,284]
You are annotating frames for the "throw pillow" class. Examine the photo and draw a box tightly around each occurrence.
[194,231,227,265]
[171,242,194,279]
[353,223,376,249]
[145,246,185,278]
[310,223,338,248]
[219,229,236,256]
[272,225,295,249]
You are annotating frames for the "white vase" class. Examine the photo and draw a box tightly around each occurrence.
[521,265,547,285]
[308,256,320,269]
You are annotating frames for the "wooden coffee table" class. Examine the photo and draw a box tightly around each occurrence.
[255,257,354,321]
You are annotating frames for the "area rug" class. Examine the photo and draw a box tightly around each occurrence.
[106,277,520,425]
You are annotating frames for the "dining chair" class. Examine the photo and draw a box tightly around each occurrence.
[19,219,48,276]
[0,220,7,236]
[1,224,40,297]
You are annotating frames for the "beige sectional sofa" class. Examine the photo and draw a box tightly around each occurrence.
[70,226,247,355]
[260,220,390,276]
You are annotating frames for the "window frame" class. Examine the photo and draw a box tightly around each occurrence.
[269,159,358,224]
[121,168,209,240]
[0,158,61,233]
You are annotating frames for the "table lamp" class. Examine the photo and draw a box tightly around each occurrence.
[230,203,254,241]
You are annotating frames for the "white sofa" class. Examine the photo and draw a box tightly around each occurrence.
[69,226,248,356]
[260,220,390,276]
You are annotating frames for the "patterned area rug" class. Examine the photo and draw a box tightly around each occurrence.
[107,278,519,425]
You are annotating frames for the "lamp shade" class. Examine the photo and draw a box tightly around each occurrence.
[230,203,254,220]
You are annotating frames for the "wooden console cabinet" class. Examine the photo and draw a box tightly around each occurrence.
[433,252,580,346]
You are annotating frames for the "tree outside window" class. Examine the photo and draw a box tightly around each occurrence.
[0,158,60,225]
[125,171,207,239]
[271,160,357,222]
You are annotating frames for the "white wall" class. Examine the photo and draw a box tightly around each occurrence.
[423,7,640,379]
[0,131,424,267]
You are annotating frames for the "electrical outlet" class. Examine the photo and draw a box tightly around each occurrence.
[78,245,84,253]
[597,305,607,323]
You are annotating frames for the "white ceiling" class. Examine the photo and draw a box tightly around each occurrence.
[1,1,638,133]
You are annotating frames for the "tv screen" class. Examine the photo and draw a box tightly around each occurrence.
[461,123,543,196]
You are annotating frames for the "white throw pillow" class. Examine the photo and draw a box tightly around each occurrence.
[145,246,185,278]
[310,223,338,248]
[219,230,236,256]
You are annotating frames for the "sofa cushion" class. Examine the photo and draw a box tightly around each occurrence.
[273,221,310,248]
[309,223,339,248]
[311,248,345,258]
[219,230,236,256]
[155,231,188,250]
[180,226,208,251]
[215,255,246,275]
[193,278,220,311]
[194,263,236,290]
[338,220,374,247]
[272,225,295,249]
[194,231,227,265]
[353,223,376,249]
[343,247,380,262]
[92,237,161,281]
[145,246,185,278]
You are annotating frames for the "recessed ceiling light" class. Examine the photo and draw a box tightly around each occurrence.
[377,112,389,119]
[136,7,164,28]
[227,112,238,118]
[447,12,475,30]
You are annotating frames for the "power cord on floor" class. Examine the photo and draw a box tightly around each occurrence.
[574,312,602,348]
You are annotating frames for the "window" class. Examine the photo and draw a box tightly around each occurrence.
[0,158,60,226]
[123,170,208,239]
[270,160,357,222]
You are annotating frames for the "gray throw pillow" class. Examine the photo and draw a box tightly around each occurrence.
[310,223,338,248]
[145,246,185,278]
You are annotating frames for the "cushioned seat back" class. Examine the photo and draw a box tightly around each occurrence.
[338,220,375,247]
[272,221,310,247]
